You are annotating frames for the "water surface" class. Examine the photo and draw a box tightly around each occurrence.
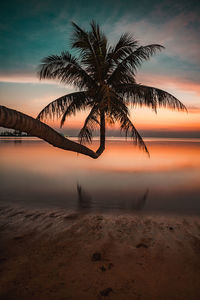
[0,137,200,215]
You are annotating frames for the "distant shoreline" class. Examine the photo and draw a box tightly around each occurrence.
[1,135,200,142]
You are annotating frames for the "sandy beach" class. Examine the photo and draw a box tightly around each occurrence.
[0,204,200,300]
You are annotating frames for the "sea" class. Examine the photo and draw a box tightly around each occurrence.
[0,137,200,215]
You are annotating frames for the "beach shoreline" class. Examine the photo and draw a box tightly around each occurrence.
[0,204,200,299]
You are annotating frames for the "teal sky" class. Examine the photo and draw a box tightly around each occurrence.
[0,0,200,136]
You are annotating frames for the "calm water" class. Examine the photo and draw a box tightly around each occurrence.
[0,137,200,215]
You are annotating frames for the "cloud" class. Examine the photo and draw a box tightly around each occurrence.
[187,106,200,113]
[0,73,73,90]
[107,12,200,109]
[0,74,41,84]
[111,11,200,65]
[137,73,200,96]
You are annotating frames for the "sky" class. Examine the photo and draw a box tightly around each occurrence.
[0,0,200,137]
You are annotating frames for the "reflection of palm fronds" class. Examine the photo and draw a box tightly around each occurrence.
[135,189,149,210]
[77,184,92,209]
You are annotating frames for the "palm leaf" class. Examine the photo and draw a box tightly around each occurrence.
[90,20,108,58]
[114,83,187,112]
[60,96,93,128]
[108,33,138,63]
[37,91,89,121]
[103,95,149,155]
[39,51,95,89]
[108,44,164,85]
[78,106,99,143]
[71,22,98,71]
[120,113,149,155]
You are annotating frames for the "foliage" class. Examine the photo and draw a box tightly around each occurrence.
[37,21,186,155]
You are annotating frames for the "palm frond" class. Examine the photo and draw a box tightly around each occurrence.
[120,113,149,155]
[114,83,187,112]
[108,33,138,63]
[71,22,91,51]
[71,21,108,82]
[108,44,164,85]
[105,34,138,80]
[37,91,89,121]
[90,20,108,58]
[132,44,164,63]
[60,95,93,128]
[38,51,95,89]
[39,54,64,79]
[107,93,129,116]
[78,106,99,143]
[103,95,148,154]
[71,22,98,70]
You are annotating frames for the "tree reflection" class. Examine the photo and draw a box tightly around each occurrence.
[77,184,92,210]
[76,183,149,212]
[133,189,149,211]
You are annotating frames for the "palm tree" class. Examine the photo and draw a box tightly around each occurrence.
[37,21,186,157]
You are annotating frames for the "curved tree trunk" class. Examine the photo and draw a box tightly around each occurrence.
[0,105,98,159]
[96,110,105,156]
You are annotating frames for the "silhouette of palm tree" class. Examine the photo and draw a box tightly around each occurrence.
[37,21,186,157]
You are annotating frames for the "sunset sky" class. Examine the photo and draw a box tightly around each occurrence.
[0,0,200,137]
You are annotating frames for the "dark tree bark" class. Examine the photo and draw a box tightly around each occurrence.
[96,110,105,156]
[0,105,98,159]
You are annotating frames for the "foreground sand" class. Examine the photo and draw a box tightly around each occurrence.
[0,205,200,300]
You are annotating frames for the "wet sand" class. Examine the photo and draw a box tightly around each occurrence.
[0,205,200,300]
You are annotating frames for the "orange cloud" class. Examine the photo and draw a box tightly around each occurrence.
[130,107,200,132]
[137,73,200,96]
[46,106,200,134]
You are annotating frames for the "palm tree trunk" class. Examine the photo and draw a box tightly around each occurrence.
[0,105,98,159]
[96,110,105,156]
